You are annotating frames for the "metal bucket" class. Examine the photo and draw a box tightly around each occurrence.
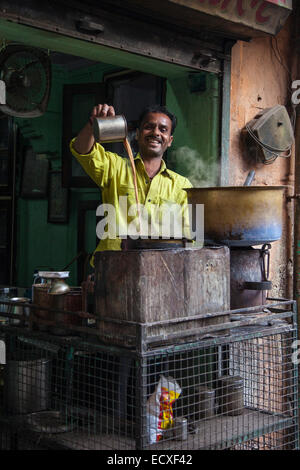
[185,186,284,247]
[93,115,127,143]
[4,358,51,414]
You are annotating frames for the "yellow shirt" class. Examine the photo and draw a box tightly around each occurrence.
[70,139,193,259]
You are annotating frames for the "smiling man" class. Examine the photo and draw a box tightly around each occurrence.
[70,103,193,260]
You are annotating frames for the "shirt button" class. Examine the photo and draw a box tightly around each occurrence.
[145,179,149,184]
[148,199,151,202]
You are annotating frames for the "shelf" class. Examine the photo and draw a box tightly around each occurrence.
[1,408,294,451]
[147,409,296,450]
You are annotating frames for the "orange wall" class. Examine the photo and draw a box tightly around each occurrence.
[229,19,294,298]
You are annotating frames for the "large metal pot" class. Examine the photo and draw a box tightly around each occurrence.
[185,186,284,247]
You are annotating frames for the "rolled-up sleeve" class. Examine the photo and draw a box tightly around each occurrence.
[70,139,118,188]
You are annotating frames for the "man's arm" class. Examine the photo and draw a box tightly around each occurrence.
[73,103,115,154]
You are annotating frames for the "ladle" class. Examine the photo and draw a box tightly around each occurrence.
[243,170,255,186]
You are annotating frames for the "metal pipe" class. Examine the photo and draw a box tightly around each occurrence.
[220,40,235,186]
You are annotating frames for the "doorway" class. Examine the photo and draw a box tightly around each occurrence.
[0,38,221,288]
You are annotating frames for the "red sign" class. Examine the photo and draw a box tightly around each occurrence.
[169,0,292,34]
[195,0,291,23]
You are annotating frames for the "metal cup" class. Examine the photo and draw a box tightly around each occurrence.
[93,115,128,143]
[173,417,188,440]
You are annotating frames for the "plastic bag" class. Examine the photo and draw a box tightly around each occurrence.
[146,375,181,444]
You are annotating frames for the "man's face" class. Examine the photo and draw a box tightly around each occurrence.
[136,112,174,159]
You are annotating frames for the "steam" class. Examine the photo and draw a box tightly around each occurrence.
[169,146,219,187]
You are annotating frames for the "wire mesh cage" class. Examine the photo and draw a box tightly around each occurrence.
[0,302,298,451]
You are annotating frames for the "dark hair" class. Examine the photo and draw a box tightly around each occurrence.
[138,105,177,135]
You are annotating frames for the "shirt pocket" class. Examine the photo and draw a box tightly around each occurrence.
[118,184,141,202]
[118,184,136,196]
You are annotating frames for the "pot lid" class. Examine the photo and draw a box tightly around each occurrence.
[38,271,69,279]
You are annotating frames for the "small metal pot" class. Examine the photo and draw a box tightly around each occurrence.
[8,297,31,325]
[93,115,127,143]
[217,376,244,416]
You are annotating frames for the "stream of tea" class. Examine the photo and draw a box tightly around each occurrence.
[123,137,141,234]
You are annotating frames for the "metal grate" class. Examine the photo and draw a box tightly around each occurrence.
[0,309,298,451]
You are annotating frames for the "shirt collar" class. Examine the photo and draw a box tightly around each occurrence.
[134,153,174,180]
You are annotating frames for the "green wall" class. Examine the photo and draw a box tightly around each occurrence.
[166,72,220,186]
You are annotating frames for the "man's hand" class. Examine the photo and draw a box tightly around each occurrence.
[74,104,116,154]
[89,104,116,125]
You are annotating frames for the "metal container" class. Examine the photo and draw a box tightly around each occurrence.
[173,417,188,440]
[217,376,244,416]
[0,287,18,324]
[95,246,230,347]
[194,385,215,421]
[185,186,284,247]
[93,115,127,143]
[32,284,83,335]
[4,358,51,414]
[8,297,31,325]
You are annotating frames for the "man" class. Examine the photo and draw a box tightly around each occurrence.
[70,103,192,262]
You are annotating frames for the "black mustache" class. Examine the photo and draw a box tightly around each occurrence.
[146,136,161,142]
